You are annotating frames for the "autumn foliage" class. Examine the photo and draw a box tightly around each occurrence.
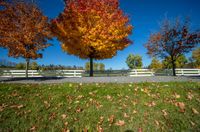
[0,0,52,77]
[51,0,133,76]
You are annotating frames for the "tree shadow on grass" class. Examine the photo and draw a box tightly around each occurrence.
[0,77,65,82]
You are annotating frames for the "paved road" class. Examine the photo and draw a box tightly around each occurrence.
[0,76,199,84]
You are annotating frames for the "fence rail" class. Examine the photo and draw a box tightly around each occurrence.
[129,69,154,76]
[0,69,199,77]
[129,69,200,76]
[175,69,200,76]
[0,70,84,77]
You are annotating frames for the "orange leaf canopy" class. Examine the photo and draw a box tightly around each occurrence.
[0,1,52,59]
[52,0,133,59]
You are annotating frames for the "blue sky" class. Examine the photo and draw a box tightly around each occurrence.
[0,0,200,69]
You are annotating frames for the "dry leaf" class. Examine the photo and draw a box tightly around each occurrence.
[10,104,24,109]
[30,126,36,131]
[0,104,8,112]
[108,115,115,125]
[162,109,168,117]
[61,114,67,119]
[176,102,185,113]
[17,104,24,109]
[97,125,103,132]
[49,112,56,120]
[124,113,129,118]
[155,120,159,126]
[187,92,193,100]
[106,95,112,100]
[64,122,68,126]
[190,121,195,126]
[138,127,143,132]
[145,101,156,107]
[76,107,83,113]
[98,116,104,124]
[174,93,180,99]
[133,110,137,114]
[115,120,125,126]
[192,108,199,114]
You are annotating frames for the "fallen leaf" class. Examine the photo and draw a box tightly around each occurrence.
[176,102,185,113]
[98,116,104,124]
[49,112,56,120]
[61,114,67,119]
[124,113,129,118]
[108,115,115,125]
[133,110,137,114]
[64,122,68,126]
[145,101,156,107]
[187,92,193,100]
[17,104,24,109]
[0,104,8,112]
[10,104,24,109]
[76,107,83,113]
[11,92,18,97]
[106,95,112,100]
[138,127,143,132]
[155,120,159,126]
[30,126,36,131]
[162,109,168,117]
[43,101,50,109]
[192,108,199,114]
[174,93,180,99]
[190,121,195,126]
[97,125,103,132]
[115,120,125,126]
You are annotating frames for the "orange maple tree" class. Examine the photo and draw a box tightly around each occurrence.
[52,0,133,76]
[0,0,52,77]
[145,18,200,76]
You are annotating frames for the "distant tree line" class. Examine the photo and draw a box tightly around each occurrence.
[85,62,105,71]
[126,47,200,70]
[15,62,84,70]
[0,59,16,68]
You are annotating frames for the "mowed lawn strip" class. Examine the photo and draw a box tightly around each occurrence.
[0,82,200,131]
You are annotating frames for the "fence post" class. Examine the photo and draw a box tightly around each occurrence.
[11,70,13,77]
[74,70,76,77]
[135,70,137,76]
[181,69,184,76]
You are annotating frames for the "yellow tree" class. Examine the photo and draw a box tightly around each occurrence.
[51,0,133,76]
[0,0,52,78]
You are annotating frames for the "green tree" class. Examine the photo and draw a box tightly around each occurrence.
[126,54,143,69]
[16,63,26,70]
[30,62,39,70]
[94,63,98,71]
[85,62,105,71]
[99,63,105,71]
[162,54,188,68]
[192,48,200,68]
[85,62,90,71]
[149,58,162,70]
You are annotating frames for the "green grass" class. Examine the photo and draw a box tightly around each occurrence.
[0,82,200,131]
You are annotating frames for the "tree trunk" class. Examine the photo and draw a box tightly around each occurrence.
[25,59,30,78]
[89,57,93,77]
[172,59,176,76]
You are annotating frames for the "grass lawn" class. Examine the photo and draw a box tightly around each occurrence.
[0,82,200,131]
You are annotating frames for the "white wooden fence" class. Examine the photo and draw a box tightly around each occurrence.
[129,69,154,76]
[129,69,200,76]
[176,69,200,76]
[0,70,84,77]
